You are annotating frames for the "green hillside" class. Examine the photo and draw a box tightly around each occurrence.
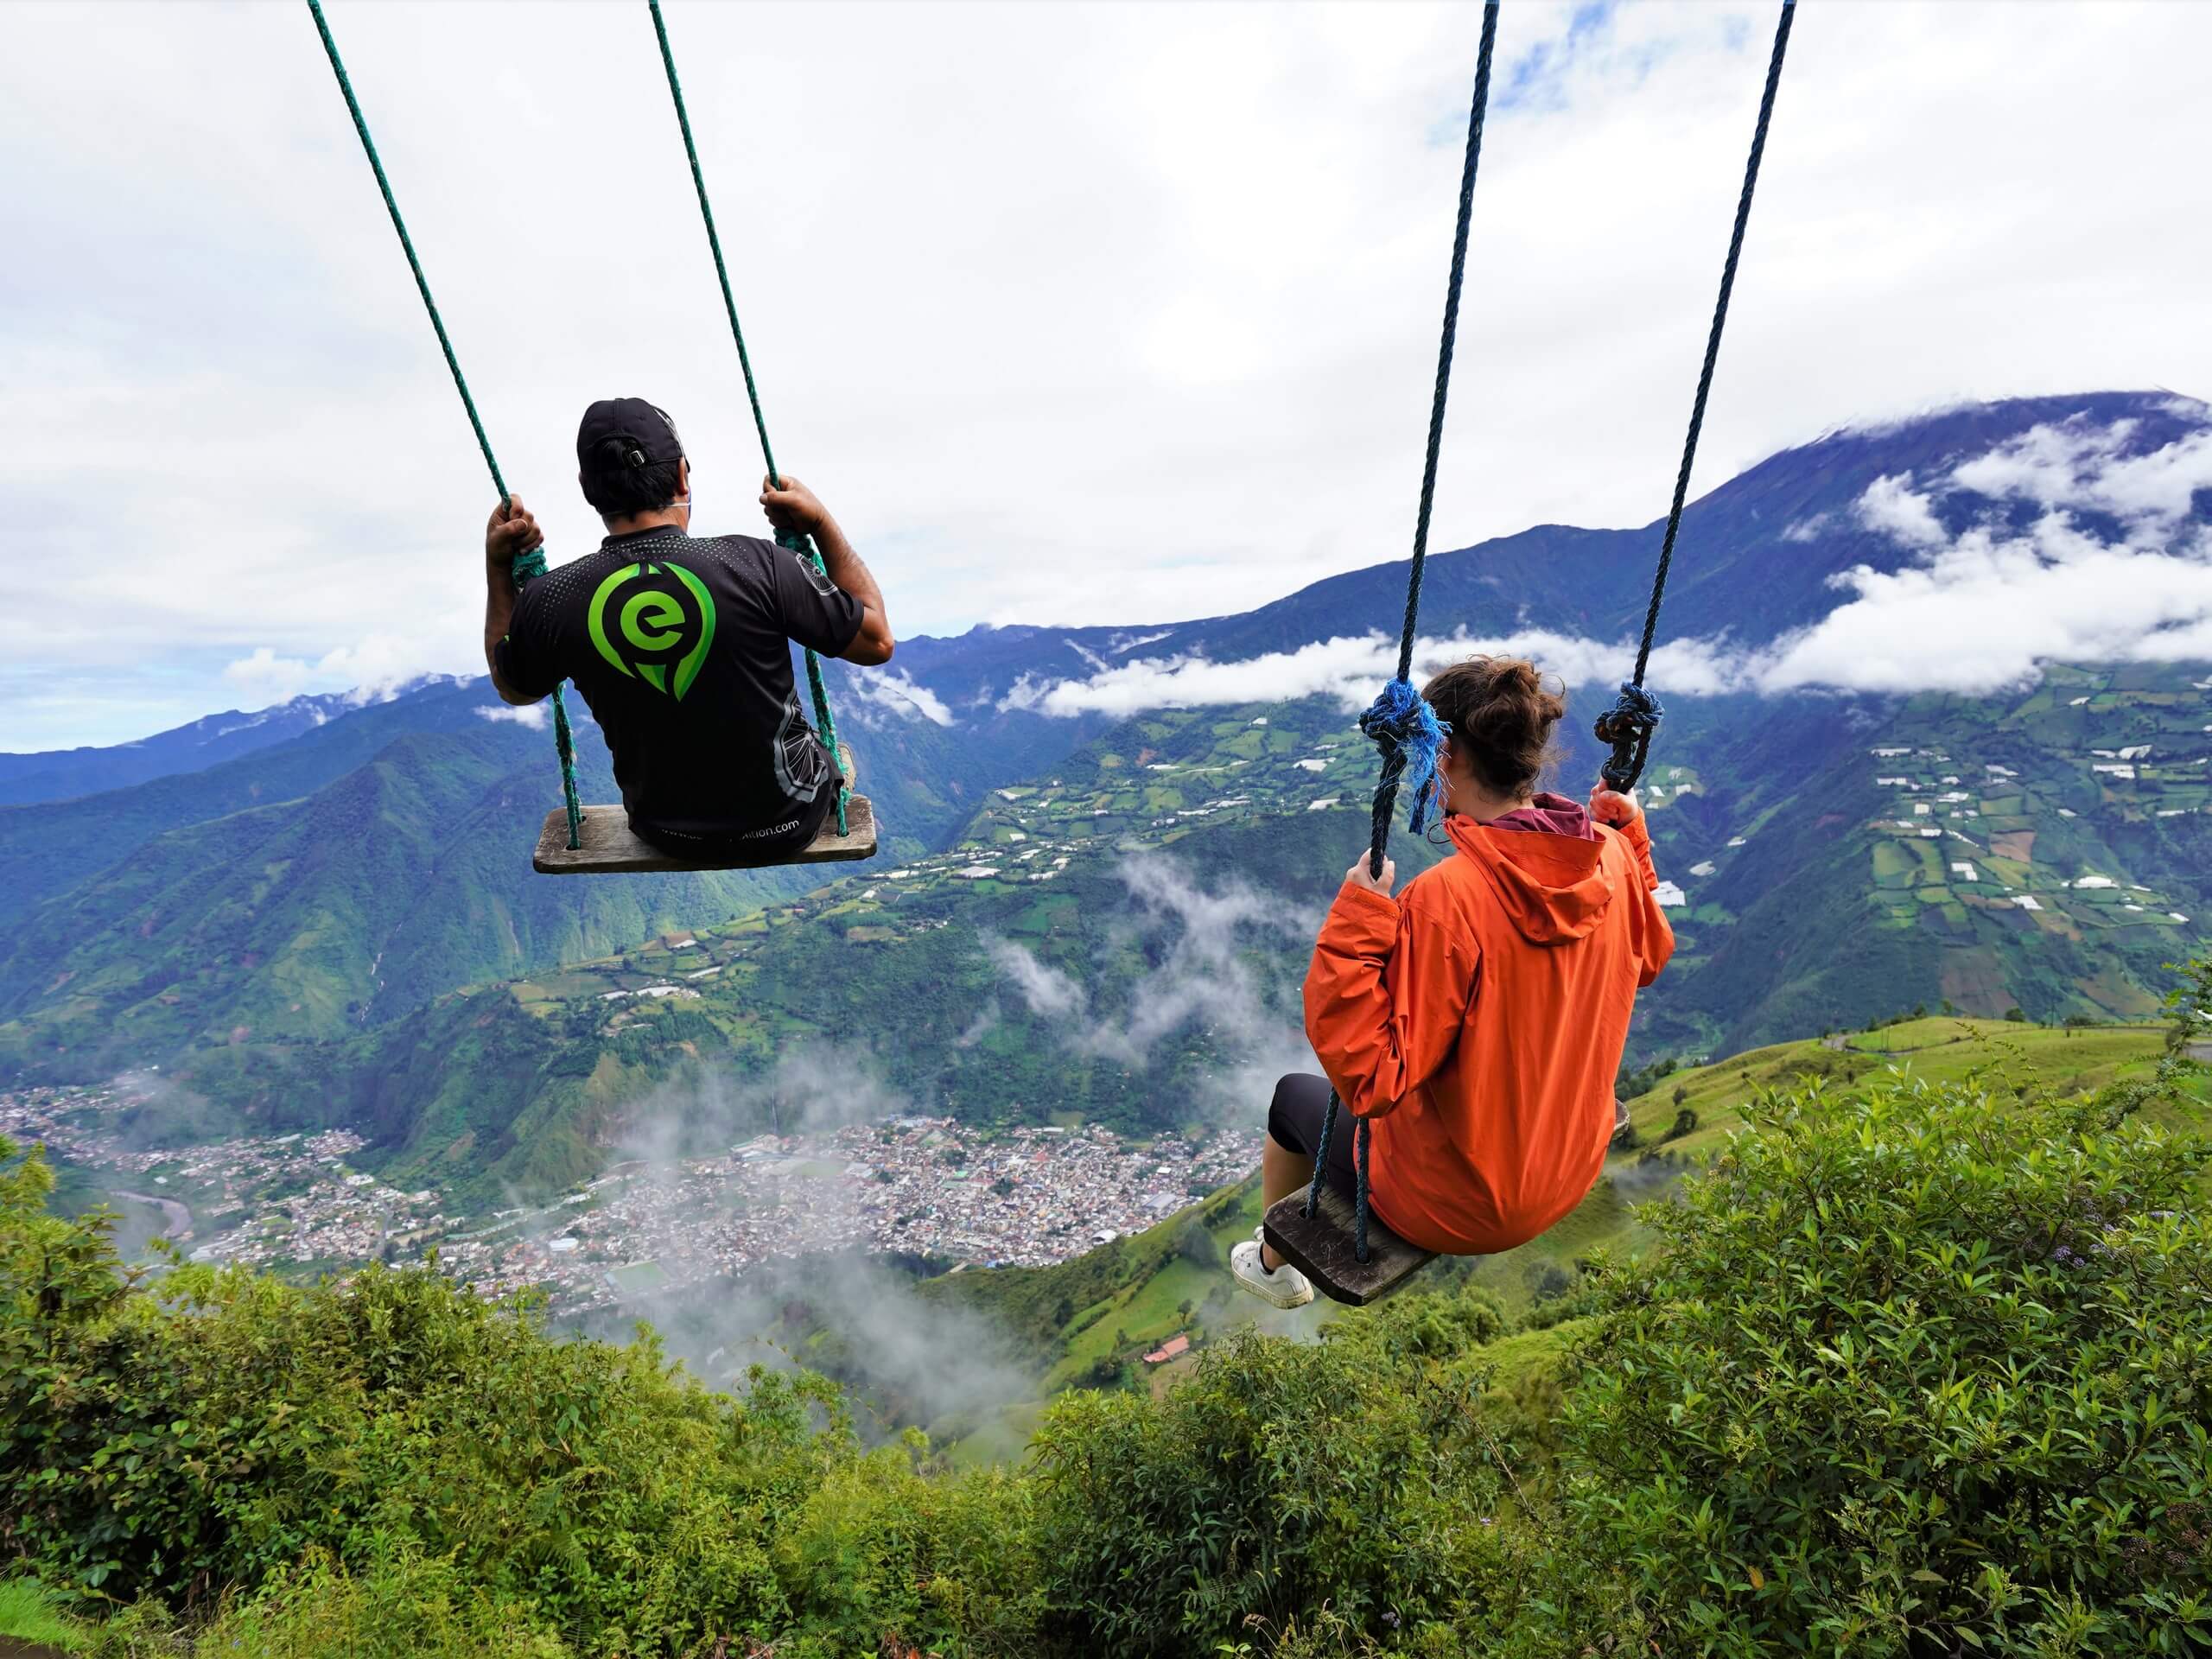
[0,727,810,1077]
[124,695,1421,1203]
[0,677,1105,1084]
[624,1014,2196,1480]
[1645,663,2209,1059]
[1464,1012,2207,1313]
[70,662,2195,1219]
[1,651,2202,1168]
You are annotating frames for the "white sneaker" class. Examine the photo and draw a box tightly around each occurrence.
[1231,1231,1314,1308]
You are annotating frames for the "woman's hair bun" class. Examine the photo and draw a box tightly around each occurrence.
[1419,656,1567,798]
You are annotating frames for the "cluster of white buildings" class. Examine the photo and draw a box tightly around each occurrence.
[435,1117,1262,1315]
[0,1084,378,1255]
[1863,734,2196,927]
[8,1077,1261,1314]
[191,1168,445,1270]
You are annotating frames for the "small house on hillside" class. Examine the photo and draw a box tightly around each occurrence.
[1143,1334,1191,1365]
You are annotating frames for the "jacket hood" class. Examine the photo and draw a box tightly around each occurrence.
[1446,811,1618,944]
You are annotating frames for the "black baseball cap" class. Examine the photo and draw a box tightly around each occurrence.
[576,397,686,479]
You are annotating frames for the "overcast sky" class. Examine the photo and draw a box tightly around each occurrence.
[3,0,2209,752]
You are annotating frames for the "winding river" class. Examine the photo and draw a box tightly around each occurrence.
[112,1189,194,1241]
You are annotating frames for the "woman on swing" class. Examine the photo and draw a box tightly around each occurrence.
[1233,656,1675,1307]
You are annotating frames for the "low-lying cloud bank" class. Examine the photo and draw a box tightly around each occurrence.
[985,854,1317,1129]
[988,415,2212,715]
[1770,416,2212,695]
[996,629,1745,717]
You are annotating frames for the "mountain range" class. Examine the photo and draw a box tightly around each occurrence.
[2,390,2205,1204]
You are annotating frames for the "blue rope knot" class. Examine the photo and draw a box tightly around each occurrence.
[1358,678,1447,836]
[1594,680,1665,791]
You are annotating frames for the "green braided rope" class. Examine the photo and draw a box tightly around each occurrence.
[649,0,849,835]
[306,0,582,849]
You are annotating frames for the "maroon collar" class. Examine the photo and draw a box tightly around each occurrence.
[1478,791,1596,841]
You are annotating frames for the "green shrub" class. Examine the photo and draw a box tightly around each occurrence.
[1551,1073,2212,1656]
[1365,1283,1507,1362]
[1030,1328,1502,1656]
[774,1445,1044,1656]
[2167,955,2212,1054]
[188,1546,569,1658]
[15,1016,2212,1659]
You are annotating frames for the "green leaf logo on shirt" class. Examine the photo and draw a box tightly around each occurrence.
[587,561,717,700]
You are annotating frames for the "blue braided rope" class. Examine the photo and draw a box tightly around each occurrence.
[1306,1,1500,1267]
[1599,0,1795,791]
[650,0,849,835]
[307,0,582,850]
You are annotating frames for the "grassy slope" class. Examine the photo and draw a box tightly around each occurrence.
[1640,661,2210,1061]
[1465,1016,2205,1319]
[0,1577,87,1650]
[1622,1017,2190,1162]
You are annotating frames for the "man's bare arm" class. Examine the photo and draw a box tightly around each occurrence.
[760,474,895,666]
[483,495,546,704]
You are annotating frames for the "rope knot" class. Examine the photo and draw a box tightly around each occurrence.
[1593,681,1665,791]
[1359,678,1447,836]
[509,546,550,585]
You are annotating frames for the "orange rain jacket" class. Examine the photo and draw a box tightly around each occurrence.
[1302,799,1674,1255]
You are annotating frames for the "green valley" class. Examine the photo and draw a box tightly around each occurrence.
[20,654,2189,1231]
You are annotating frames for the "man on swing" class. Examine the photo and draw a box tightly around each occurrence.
[480,397,895,865]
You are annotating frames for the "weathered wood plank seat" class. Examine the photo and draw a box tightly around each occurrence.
[1262,1185,1434,1306]
[532,797,878,874]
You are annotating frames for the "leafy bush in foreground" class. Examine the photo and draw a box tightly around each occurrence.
[1031,1326,1498,1656]
[1557,1073,2212,1656]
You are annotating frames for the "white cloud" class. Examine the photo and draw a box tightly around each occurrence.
[996,626,1748,719]
[1853,474,1948,549]
[219,635,472,713]
[841,668,956,728]
[12,1,2212,747]
[221,647,315,705]
[1950,416,2212,526]
[983,855,1313,1095]
[1757,421,2212,694]
[997,418,2212,709]
[475,702,549,730]
[983,936,1088,1019]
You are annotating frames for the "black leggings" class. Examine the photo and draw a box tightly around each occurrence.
[1267,1072,1361,1202]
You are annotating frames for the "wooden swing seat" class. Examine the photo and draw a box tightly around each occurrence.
[531,796,878,874]
[1262,1185,1434,1306]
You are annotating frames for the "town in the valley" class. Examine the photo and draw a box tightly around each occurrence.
[0,1081,1261,1315]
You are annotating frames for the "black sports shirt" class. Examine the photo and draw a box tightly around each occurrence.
[494,526,863,842]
